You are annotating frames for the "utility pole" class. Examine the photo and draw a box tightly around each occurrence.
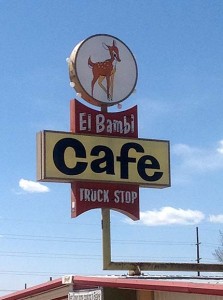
[196,226,201,276]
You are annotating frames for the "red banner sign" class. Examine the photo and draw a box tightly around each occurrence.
[71,181,139,220]
[70,99,138,138]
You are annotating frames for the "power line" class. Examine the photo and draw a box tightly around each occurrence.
[0,290,18,292]
[0,233,196,246]
[0,270,69,277]
[0,233,101,243]
[0,250,196,262]
[0,250,101,260]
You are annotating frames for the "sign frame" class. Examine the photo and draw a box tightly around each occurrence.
[37,130,171,188]
[68,34,138,107]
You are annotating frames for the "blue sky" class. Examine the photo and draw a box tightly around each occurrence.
[1,0,223,295]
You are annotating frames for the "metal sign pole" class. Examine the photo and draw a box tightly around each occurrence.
[101,210,223,273]
[101,209,111,270]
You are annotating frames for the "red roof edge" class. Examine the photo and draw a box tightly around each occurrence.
[1,276,223,299]
[73,276,223,296]
[0,278,63,300]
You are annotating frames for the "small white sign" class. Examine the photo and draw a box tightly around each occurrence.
[69,289,102,300]
[62,275,73,284]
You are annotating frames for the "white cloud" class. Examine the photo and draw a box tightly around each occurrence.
[172,140,223,183]
[209,214,223,223]
[217,140,223,154]
[19,179,50,193]
[173,142,223,171]
[126,206,205,226]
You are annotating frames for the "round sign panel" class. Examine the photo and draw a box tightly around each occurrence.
[68,34,138,107]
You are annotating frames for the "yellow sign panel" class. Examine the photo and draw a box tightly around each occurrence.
[37,130,170,188]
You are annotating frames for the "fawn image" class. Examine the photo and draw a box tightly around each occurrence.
[88,40,121,100]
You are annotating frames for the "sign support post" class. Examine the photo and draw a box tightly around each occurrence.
[101,209,223,273]
[101,209,111,270]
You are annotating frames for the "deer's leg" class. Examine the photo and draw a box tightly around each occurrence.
[91,75,98,97]
[110,68,116,101]
[98,76,107,95]
[110,73,114,100]
[106,75,110,100]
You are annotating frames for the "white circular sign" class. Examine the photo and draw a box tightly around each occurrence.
[69,34,138,107]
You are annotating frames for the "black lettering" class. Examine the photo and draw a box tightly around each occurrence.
[91,145,115,174]
[138,155,163,181]
[53,138,87,175]
[117,143,144,179]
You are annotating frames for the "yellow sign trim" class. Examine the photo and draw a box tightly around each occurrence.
[37,130,170,188]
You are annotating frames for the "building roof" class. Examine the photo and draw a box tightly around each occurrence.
[0,278,62,300]
[1,275,223,299]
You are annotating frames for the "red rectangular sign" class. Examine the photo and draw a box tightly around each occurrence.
[70,99,138,138]
[71,181,139,220]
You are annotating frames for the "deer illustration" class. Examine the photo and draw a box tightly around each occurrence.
[88,40,121,101]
